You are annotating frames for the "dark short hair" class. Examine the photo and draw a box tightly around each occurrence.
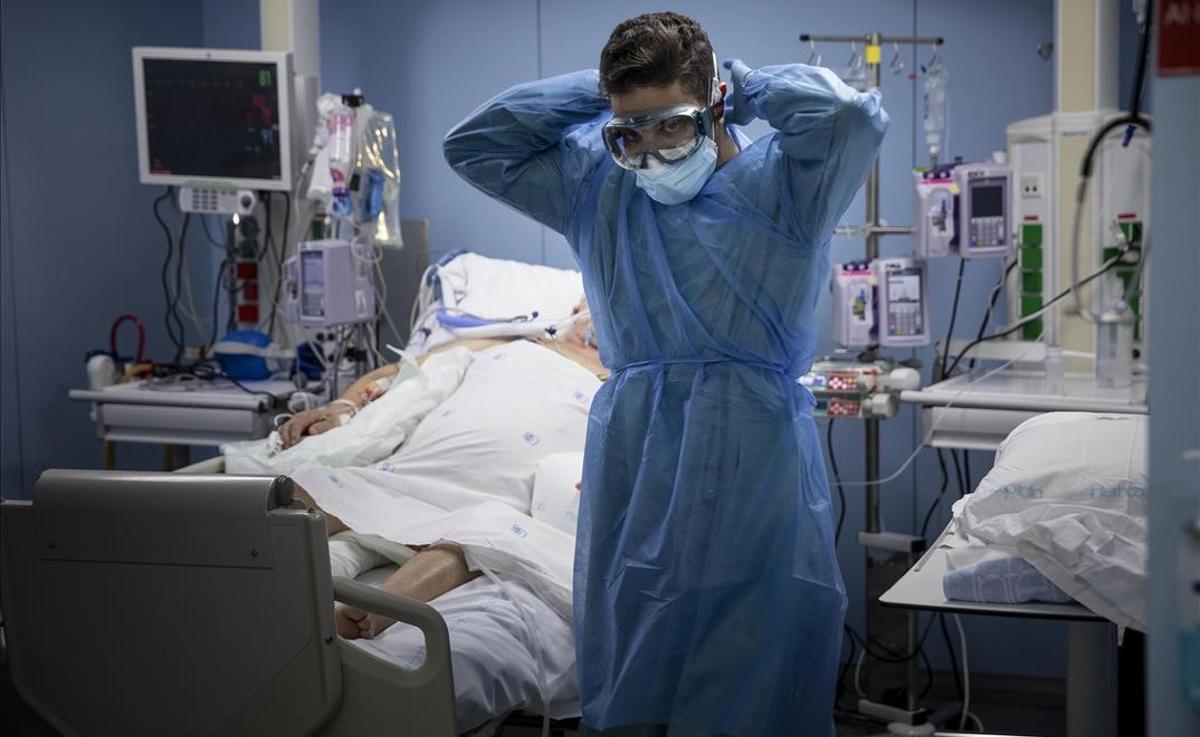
[599,11,715,104]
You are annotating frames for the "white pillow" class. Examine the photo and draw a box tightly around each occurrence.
[957,412,1147,521]
[441,252,584,320]
[411,253,585,355]
[950,412,1149,630]
[531,452,585,535]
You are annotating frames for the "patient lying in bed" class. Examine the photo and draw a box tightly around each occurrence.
[278,304,602,641]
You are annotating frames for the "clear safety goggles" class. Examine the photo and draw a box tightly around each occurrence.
[602,104,717,171]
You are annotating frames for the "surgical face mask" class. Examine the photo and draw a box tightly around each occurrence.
[634,135,718,205]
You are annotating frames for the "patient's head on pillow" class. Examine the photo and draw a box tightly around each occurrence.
[560,298,597,355]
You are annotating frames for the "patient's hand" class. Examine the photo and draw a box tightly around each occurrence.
[279,404,355,448]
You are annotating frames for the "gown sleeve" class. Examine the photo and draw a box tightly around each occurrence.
[737,64,889,244]
[443,69,612,235]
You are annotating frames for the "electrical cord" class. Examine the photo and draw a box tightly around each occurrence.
[939,259,966,380]
[152,187,184,359]
[168,204,190,353]
[949,450,964,500]
[267,190,292,335]
[1129,0,1152,120]
[937,260,968,544]
[178,231,211,347]
[1068,2,1153,327]
[836,624,860,706]
[208,259,228,354]
[968,257,1018,371]
[148,361,287,401]
[952,614,977,731]
[826,419,847,546]
[1068,117,1152,325]
[200,215,228,250]
[259,195,273,264]
[945,251,1127,377]
[919,448,950,539]
[939,613,965,716]
[172,214,193,360]
[844,615,938,665]
[845,620,935,701]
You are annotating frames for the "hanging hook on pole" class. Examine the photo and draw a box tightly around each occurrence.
[806,38,822,66]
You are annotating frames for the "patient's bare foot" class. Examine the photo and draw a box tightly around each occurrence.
[335,603,395,639]
[334,544,477,640]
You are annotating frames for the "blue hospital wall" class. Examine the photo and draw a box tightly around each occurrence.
[0,0,220,498]
[320,0,1066,679]
[0,0,260,499]
[320,0,546,263]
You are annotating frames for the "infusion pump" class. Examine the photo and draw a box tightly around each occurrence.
[800,358,921,420]
[282,239,376,327]
[913,159,1012,259]
[831,258,931,349]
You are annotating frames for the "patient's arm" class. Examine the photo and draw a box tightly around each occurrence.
[336,543,480,639]
[279,339,515,448]
[279,363,402,447]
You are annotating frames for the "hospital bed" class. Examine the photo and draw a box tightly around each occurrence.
[3,252,591,736]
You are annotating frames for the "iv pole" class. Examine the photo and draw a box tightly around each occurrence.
[800,31,945,735]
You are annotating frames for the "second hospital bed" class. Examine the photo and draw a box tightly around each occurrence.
[1,252,592,736]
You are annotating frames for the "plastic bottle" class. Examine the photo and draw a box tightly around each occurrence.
[327,101,355,219]
[1044,344,1065,395]
[923,58,947,164]
[1095,308,1134,389]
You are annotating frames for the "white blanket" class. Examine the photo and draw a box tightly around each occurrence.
[221,348,473,474]
[292,340,600,617]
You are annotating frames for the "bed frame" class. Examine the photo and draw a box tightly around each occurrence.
[1,466,582,736]
[0,469,457,736]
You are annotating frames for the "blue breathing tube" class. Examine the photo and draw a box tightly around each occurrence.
[435,309,539,329]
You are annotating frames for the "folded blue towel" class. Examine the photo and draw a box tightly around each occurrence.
[943,556,1074,605]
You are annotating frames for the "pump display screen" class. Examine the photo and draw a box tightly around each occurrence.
[970,184,1004,218]
[885,271,924,337]
[142,58,283,181]
[301,251,325,318]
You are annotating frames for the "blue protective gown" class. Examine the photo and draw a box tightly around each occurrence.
[445,65,887,737]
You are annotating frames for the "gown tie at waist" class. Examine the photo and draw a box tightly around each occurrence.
[610,357,817,408]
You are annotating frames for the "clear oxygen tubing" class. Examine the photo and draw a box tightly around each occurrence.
[836,333,1046,488]
[1068,135,1152,326]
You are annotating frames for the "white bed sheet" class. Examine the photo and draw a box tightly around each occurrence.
[351,567,578,733]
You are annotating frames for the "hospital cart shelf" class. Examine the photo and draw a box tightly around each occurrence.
[69,379,296,468]
[900,370,1148,450]
[881,540,1139,737]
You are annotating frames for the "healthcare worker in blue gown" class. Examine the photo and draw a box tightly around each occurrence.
[445,12,887,736]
